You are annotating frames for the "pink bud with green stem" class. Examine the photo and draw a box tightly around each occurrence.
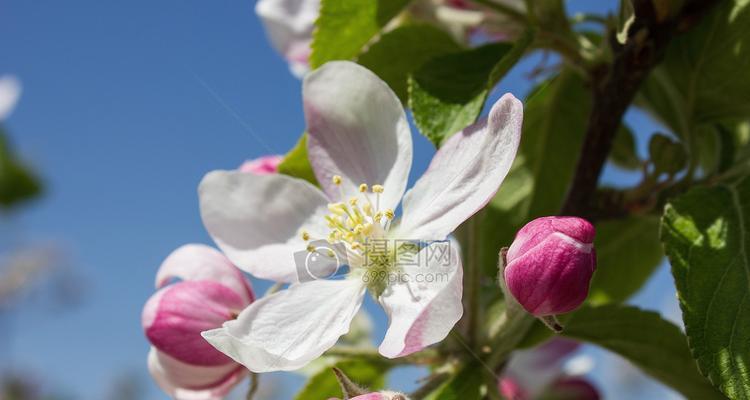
[502,216,596,331]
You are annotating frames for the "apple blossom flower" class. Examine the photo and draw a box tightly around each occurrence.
[500,338,599,400]
[0,75,21,121]
[198,61,522,372]
[238,155,283,174]
[142,244,255,399]
[504,216,596,317]
[255,0,319,77]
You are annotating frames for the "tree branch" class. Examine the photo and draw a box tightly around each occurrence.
[560,0,722,219]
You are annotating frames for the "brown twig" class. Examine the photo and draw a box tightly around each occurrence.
[560,0,722,219]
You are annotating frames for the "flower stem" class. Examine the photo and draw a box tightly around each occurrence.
[409,372,452,400]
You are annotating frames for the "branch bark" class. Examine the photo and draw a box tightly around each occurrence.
[560,0,723,219]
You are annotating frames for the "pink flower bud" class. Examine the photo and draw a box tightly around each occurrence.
[238,155,283,175]
[142,244,254,398]
[544,377,600,400]
[504,216,595,316]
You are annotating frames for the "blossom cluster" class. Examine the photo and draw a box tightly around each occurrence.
[139,1,604,398]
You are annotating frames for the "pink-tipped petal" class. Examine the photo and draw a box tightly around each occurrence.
[148,347,246,400]
[507,217,595,262]
[199,170,330,283]
[304,61,412,210]
[498,377,528,400]
[143,281,246,366]
[202,278,366,372]
[397,94,523,240]
[350,394,387,400]
[238,155,283,175]
[378,242,463,358]
[155,244,254,304]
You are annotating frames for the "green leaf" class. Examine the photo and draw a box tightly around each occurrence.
[563,305,726,399]
[310,0,412,68]
[425,364,483,400]
[649,133,687,175]
[662,178,750,399]
[357,24,462,102]
[409,30,532,147]
[294,359,390,400]
[610,124,642,170]
[637,1,750,136]
[0,129,42,209]
[588,216,663,305]
[277,133,318,186]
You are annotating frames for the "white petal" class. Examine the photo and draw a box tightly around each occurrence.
[255,0,318,61]
[147,347,245,400]
[397,94,523,240]
[378,241,463,358]
[304,61,412,210]
[155,244,254,304]
[202,278,366,372]
[199,170,330,283]
[0,75,21,121]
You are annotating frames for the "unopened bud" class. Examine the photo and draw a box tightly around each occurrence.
[503,216,596,318]
[543,377,600,400]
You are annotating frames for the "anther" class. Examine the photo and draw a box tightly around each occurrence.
[332,175,342,185]
[301,231,310,241]
[372,185,384,193]
[384,209,395,220]
[359,183,368,193]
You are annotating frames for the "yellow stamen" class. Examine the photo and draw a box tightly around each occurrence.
[306,244,315,252]
[332,175,342,185]
[301,231,310,241]
[384,209,395,220]
[348,197,358,206]
[328,203,347,215]
[359,183,368,192]
[372,185,384,193]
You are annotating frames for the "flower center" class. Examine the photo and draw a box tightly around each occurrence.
[300,176,399,292]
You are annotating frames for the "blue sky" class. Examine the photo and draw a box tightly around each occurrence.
[1,1,681,399]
